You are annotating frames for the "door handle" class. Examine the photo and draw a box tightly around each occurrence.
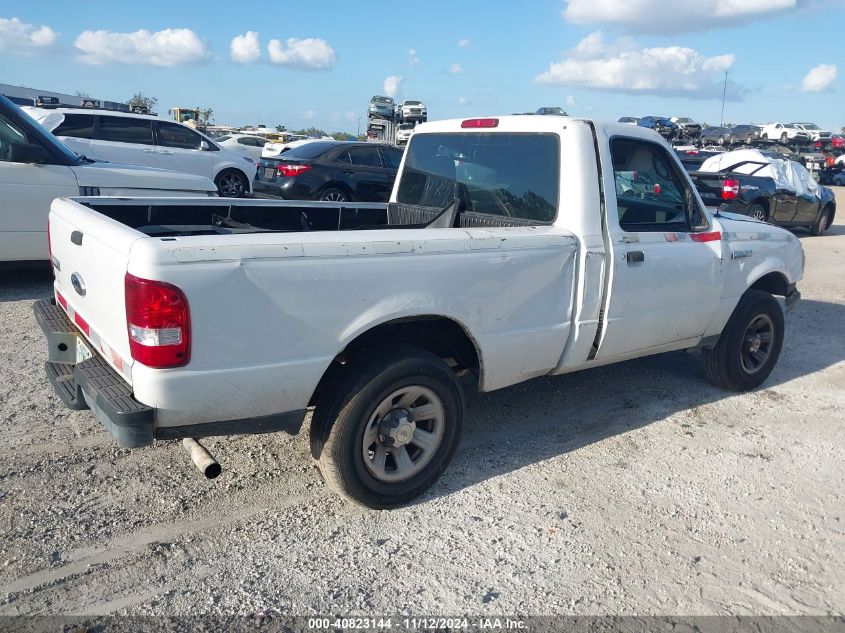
[143,149,156,153]
[159,150,174,155]
[627,250,645,263]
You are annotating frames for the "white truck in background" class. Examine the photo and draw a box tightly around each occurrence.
[37,115,803,508]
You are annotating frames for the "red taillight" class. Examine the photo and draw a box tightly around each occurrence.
[125,273,191,368]
[276,163,312,177]
[461,118,499,128]
[722,178,740,200]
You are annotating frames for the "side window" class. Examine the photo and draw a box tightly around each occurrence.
[96,116,154,145]
[348,146,382,167]
[380,147,402,170]
[334,150,351,164]
[237,137,259,146]
[53,114,95,139]
[157,121,203,150]
[611,138,694,232]
[0,112,36,163]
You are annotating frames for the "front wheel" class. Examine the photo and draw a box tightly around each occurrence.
[702,290,785,391]
[215,170,249,197]
[311,345,464,508]
[748,203,768,222]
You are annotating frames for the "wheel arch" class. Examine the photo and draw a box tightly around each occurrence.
[214,167,252,192]
[748,271,790,297]
[308,315,483,407]
[316,181,354,200]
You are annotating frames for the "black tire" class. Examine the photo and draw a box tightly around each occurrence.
[318,187,349,202]
[730,135,737,146]
[717,136,724,145]
[810,206,830,236]
[781,132,788,141]
[702,290,784,391]
[215,169,249,198]
[311,345,464,508]
[748,203,768,222]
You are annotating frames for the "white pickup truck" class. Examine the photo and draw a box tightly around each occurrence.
[36,115,804,508]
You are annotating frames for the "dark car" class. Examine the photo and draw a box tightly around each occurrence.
[699,126,732,146]
[618,116,639,125]
[688,159,835,234]
[674,148,724,172]
[637,116,677,139]
[729,124,762,145]
[255,141,403,202]
[536,106,568,116]
[671,117,702,139]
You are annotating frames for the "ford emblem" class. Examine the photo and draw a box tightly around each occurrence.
[70,272,86,297]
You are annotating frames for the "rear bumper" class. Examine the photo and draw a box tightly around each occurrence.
[34,298,306,448]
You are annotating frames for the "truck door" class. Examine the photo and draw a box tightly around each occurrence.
[594,137,724,361]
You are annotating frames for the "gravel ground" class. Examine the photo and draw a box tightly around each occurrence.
[0,191,843,617]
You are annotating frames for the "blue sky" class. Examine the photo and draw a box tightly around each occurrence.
[0,0,842,132]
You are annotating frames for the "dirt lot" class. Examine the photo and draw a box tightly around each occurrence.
[0,191,843,618]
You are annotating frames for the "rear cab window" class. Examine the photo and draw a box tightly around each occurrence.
[397,132,559,223]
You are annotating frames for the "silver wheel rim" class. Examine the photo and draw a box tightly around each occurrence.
[218,173,244,197]
[321,190,346,202]
[740,314,775,374]
[361,385,445,483]
[751,208,766,221]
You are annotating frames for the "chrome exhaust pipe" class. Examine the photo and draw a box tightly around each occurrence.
[182,438,222,479]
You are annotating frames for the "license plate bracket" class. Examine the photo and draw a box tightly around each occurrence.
[76,337,93,364]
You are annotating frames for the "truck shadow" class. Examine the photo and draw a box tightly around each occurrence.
[431,298,845,502]
[0,266,53,302]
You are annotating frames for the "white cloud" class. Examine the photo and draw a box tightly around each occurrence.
[303,109,317,120]
[449,63,464,74]
[408,48,420,67]
[384,75,403,98]
[0,17,58,52]
[458,38,471,47]
[566,95,577,106]
[268,37,336,70]
[458,96,472,105]
[230,31,260,63]
[802,64,837,92]
[563,0,800,34]
[74,28,210,66]
[535,31,739,99]
[344,111,357,122]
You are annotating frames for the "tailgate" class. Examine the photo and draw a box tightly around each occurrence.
[688,172,725,205]
[49,198,143,384]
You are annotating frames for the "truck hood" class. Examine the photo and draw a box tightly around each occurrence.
[71,160,216,192]
[717,211,802,242]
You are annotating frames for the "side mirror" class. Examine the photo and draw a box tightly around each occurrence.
[200,140,210,151]
[9,142,48,164]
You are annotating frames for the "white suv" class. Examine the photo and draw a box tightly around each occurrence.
[791,122,832,142]
[24,107,256,197]
[396,123,415,146]
[760,122,810,143]
[399,100,427,123]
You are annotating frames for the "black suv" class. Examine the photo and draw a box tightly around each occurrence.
[255,141,404,202]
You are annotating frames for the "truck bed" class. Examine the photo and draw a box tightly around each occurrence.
[75,197,537,238]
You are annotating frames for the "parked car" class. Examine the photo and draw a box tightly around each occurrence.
[760,122,810,143]
[689,149,835,234]
[213,133,268,161]
[728,125,763,145]
[255,141,403,202]
[670,117,702,139]
[700,126,733,146]
[617,116,639,125]
[637,116,677,139]
[261,134,309,158]
[814,134,844,151]
[38,115,804,508]
[368,95,396,121]
[0,95,216,262]
[791,122,831,143]
[396,123,415,146]
[674,148,724,172]
[536,106,568,116]
[25,106,255,197]
[398,100,427,124]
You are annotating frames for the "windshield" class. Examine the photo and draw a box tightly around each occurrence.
[397,132,559,223]
[372,96,393,104]
[3,98,82,165]
[794,123,820,130]
[405,101,422,106]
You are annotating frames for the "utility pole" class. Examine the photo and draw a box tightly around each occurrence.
[357,117,362,137]
[720,71,728,128]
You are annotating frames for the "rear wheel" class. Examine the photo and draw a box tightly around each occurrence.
[781,132,788,141]
[702,290,784,391]
[318,187,349,202]
[811,206,830,236]
[748,203,768,222]
[311,345,464,508]
[215,169,249,198]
